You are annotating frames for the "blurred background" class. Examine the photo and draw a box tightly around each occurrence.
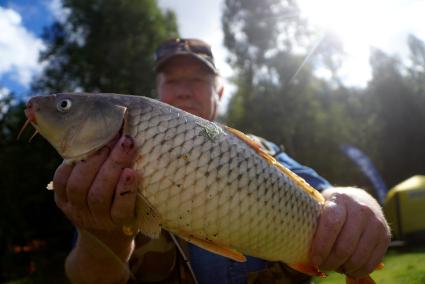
[1,0,425,282]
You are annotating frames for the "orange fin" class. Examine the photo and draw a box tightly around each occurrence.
[346,275,375,284]
[345,262,382,284]
[288,262,327,278]
[375,262,384,270]
[177,230,246,262]
[225,126,325,204]
[135,192,162,239]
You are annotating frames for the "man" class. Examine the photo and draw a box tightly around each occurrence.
[54,38,391,284]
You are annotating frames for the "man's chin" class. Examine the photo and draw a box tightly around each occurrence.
[180,107,199,116]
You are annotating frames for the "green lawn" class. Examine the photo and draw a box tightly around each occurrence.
[314,246,425,283]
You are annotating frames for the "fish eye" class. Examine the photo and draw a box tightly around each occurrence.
[57,99,72,112]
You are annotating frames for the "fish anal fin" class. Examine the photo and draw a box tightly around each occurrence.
[225,126,325,204]
[287,262,327,278]
[178,230,246,262]
[346,275,376,284]
[135,192,162,239]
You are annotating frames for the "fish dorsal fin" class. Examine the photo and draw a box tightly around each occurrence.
[135,192,163,239]
[224,126,325,204]
[177,230,246,262]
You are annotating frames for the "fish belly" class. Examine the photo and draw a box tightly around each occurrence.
[129,105,321,264]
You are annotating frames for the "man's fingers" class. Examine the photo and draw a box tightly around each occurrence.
[310,198,346,268]
[66,147,110,210]
[319,203,369,271]
[344,220,389,278]
[111,168,138,225]
[88,135,137,228]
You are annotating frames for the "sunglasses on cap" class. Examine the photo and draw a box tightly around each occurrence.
[154,38,218,74]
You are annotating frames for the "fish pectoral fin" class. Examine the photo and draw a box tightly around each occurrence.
[178,230,246,262]
[136,192,162,239]
[287,262,327,278]
[121,106,130,135]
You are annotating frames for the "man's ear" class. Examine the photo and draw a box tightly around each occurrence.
[217,85,224,100]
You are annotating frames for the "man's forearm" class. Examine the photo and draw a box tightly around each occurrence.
[65,229,135,284]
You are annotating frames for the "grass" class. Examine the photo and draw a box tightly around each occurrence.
[314,245,425,283]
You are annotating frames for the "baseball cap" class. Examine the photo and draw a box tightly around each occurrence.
[154,38,219,74]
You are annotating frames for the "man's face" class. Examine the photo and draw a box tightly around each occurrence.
[157,56,223,121]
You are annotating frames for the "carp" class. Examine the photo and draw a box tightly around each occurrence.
[22,93,380,283]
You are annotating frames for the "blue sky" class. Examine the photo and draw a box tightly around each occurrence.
[1,0,425,112]
[0,0,55,96]
[0,0,233,111]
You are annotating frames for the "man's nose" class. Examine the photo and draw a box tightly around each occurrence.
[175,80,193,97]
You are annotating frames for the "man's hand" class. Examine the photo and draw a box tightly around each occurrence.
[52,135,139,284]
[310,187,391,279]
[53,135,138,233]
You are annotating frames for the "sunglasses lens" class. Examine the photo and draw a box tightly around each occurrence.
[155,39,212,61]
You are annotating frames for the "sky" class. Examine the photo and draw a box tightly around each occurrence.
[1,0,425,113]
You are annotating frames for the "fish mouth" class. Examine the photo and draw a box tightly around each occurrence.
[24,101,37,124]
[18,100,39,140]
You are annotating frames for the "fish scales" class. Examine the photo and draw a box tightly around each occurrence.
[25,93,322,267]
[124,96,321,263]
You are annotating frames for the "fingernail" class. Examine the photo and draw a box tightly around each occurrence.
[121,135,134,151]
[124,173,134,185]
[120,190,133,196]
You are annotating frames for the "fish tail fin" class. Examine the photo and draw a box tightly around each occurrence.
[346,275,375,284]
[287,262,327,278]
[345,262,383,284]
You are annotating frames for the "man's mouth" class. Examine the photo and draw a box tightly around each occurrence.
[178,105,198,113]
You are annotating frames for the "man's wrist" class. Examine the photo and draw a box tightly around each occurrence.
[65,228,135,284]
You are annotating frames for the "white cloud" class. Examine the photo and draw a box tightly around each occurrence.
[0,87,11,120]
[0,86,10,98]
[45,0,69,23]
[0,7,45,86]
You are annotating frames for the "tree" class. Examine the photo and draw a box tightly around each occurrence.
[2,0,179,281]
[407,34,425,94]
[222,0,360,186]
[32,0,178,97]
[365,48,425,187]
[0,95,68,281]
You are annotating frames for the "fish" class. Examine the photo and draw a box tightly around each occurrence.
[22,93,380,283]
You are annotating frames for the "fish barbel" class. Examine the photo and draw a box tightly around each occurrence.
[23,93,379,283]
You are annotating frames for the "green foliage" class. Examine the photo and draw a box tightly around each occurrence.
[222,0,425,192]
[365,49,425,187]
[222,0,362,187]
[315,246,425,284]
[32,0,178,96]
[2,0,179,281]
[0,99,72,282]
